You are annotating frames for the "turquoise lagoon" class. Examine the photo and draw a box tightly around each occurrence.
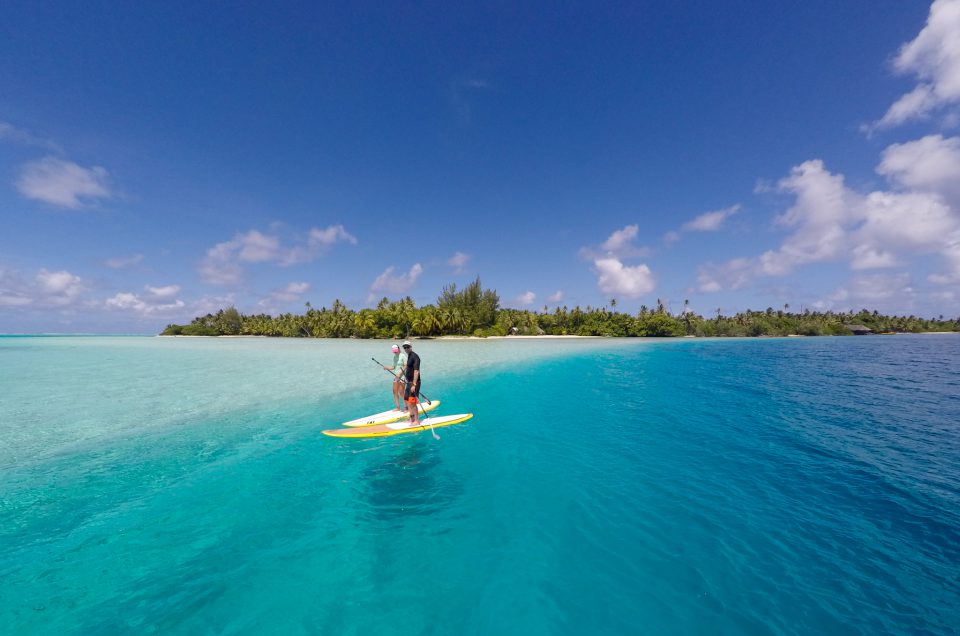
[1,335,958,634]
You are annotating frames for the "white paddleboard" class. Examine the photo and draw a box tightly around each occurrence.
[324,413,473,438]
[340,400,441,427]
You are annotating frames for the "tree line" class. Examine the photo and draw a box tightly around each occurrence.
[160,278,960,338]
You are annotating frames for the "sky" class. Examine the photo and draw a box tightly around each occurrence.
[1,0,960,333]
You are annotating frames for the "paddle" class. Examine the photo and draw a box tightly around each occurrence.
[371,357,440,439]
[371,357,433,405]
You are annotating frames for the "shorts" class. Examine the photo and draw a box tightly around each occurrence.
[404,381,420,403]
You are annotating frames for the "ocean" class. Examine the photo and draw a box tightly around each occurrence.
[1,335,958,635]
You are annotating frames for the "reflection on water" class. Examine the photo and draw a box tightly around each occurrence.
[358,443,463,524]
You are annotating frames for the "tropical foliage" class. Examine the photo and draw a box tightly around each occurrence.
[161,280,960,338]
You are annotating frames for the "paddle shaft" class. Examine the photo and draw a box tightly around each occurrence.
[371,357,432,404]
[371,357,439,439]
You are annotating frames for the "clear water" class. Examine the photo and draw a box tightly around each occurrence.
[1,335,958,635]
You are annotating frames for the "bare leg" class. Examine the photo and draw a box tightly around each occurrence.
[392,381,402,410]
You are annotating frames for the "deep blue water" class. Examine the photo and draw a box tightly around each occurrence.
[1,335,958,634]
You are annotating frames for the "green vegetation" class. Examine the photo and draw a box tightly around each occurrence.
[160,279,960,338]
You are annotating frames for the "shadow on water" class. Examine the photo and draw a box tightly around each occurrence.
[357,442,463,525]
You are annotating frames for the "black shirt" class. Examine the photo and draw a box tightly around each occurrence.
[404,351,420,382]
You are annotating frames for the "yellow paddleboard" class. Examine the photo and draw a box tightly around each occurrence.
[341,400,441,427]
[323,413,473,438]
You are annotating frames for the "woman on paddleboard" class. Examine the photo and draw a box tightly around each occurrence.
[383,344,407,411]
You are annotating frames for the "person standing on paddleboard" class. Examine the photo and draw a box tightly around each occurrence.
[383,344,407,411]
[401,340,421,425]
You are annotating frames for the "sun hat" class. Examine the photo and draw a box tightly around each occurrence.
[391,344,400,352]
[402,340,412,347]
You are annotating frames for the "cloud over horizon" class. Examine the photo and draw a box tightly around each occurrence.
[198,225,357,285]
[697,136,960,295]
[368,263,423,301]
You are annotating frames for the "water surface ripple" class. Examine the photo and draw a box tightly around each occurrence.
[1,335,958,634]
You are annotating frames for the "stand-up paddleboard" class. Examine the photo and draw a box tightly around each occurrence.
[323,413,473,438]
[340,400,441,427]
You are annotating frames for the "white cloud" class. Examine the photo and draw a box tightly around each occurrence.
[199,240,246,285]
[448,251,471,274]
[681,204,741,232]
[35,269,85,305]
[877,134,960,204]
[0,267,87,308]
[581,224,651,260]
[369,263,423,300]
[16,156,111,208]
[104,254,144,269]
[758,160,855,276]
[547,290,564,303]
[145,284,181,300]
[236,230,281,263]
[308,224,357,249]
[594,257,655,297]
[698,143,960,292]
[199,226,356,285]
[857,190,956,255]
[512,291,536,306]
[601,225,639,252]
[869,0,960,130]
[104,284,185,316]
[105,292,185,315]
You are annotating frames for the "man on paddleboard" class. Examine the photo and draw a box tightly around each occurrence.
[401,340,421,425]
[383,343,407,411]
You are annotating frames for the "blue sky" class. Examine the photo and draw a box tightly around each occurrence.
[2,1,960,332]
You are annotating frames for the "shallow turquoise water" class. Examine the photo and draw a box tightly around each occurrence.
[1,335,958,634]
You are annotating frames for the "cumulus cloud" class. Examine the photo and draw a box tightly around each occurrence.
[757,160,855,276]
[199,225,356,285]
[105,291,186,316]
[697,144,960,293]
[601,225,639,252]
[582,225,657,297]
[877,134,960,203]
[35,269,86,305]
[0,267,87,308]
[104,254,144,269]
[547,290,565,303]
[868,0,960,131]
[594,257,655,297]
[512,291,536,307]
[199,240,246,285]
[308,224,357,249]
[448,251,471,274]
[581,224,651,260]
[16,156,111,208]
[368,263,423,301]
